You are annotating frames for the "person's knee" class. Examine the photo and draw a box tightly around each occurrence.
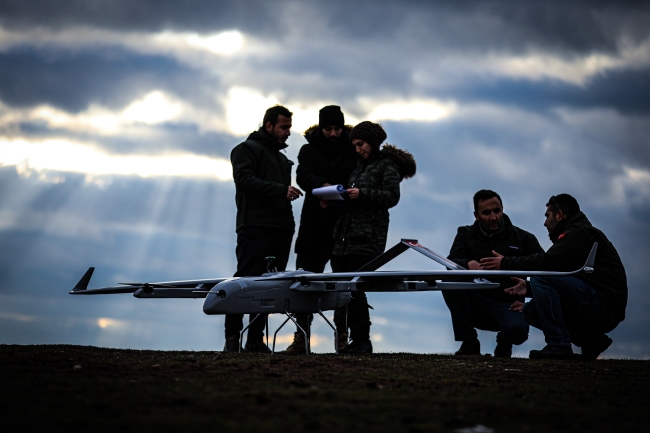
[503,320,529,345]
[522,301,538,326]
[529,276,564,301]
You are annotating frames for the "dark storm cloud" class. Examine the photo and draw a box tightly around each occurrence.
[449,69,650,115]
[1,0,648,121]
[0,48,211,112]
[2,0,649,51]
[0,0,275,34]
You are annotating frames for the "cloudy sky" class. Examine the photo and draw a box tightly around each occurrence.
[1,0,649,358]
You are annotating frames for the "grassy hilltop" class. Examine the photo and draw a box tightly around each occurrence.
[1,345,648,432]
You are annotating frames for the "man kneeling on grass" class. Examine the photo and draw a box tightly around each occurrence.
[480,194,627,360]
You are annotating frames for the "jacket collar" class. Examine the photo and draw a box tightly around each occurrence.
[548,211,591,242]
[248,127,288,151]
[472,213,514,240]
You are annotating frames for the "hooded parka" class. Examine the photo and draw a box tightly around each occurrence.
[295,125,357,255]
[332,144,416,258]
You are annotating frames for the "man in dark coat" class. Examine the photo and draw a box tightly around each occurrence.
[226,104,303,353]
[481,194,627,360]
[282,105,357,354]
[444,190,544,358]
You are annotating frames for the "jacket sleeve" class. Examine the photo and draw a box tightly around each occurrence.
[447,227,471,269]
[231,142,287,198]
[521,232,545,255]
[296,145,327,193]
[359,160,400,208]
[502,228,594,272]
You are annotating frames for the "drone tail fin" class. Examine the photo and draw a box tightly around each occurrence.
[71,267,95,293]
[583,242,598,273]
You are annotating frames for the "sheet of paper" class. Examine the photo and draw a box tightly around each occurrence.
[312,184,346,201]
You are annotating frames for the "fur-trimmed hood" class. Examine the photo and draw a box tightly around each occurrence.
[303,124,353,144]
[381,144,416,180]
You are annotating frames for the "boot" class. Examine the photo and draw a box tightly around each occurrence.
[345,325,372,354]
[223,334,241,353]
[494,341,513,358]
[346,339,373,354]
[281,332,308,355]
[578,334,612,360]
[529,345,573,359]
[454,338,480,356]
[244,338,272,354]
[494,333,512,358]
[337,331,349,353]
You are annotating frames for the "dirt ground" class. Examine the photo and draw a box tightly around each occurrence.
[1,345,649,432]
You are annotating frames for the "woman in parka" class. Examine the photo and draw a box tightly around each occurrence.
[330,121,416,353]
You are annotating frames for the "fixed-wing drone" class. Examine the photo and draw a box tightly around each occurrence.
[70,239,598,354]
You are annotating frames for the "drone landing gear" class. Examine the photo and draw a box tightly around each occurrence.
[269,298,339,355]
[237,313,270,353]
[237,299,341,355]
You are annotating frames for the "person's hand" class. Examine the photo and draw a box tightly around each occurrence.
[480,250,503,270]
[509,300,524,313]
[319,197,329,209]
[467,260,483,270]
[347,188,360,200]
[287,186,303,201]
[504,277,527,296]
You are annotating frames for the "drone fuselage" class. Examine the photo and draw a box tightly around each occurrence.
[202,272,352,315]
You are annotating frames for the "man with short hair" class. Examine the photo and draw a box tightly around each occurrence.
[481,194,627,360]
[443,190,544,357]
[226,104,303,353]
[282,105,357,354]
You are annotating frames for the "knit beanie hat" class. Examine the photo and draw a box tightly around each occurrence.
[319,105,345,128]
[350,121,387,149]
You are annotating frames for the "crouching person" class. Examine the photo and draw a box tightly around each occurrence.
[443,190,544,357]
[481,194,627,360]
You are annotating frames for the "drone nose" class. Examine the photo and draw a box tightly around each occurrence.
[203,280,238,315]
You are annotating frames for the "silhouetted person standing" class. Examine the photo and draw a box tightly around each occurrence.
[225,105,303,352]
[282,105,357,354]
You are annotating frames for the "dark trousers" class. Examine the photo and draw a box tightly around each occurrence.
[441,289,529,345]
[331,254,375,341]
[224,227,293,340]
[293,252,331,335]
[524,276,620,347]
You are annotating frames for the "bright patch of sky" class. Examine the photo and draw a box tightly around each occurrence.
[0,26,246,58]
[0,137,232,180]
[481,38,650,85]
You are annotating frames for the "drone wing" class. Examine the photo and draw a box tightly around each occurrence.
[69,268,228,298]
[269,240,598,293]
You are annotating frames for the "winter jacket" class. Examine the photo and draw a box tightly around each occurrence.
[230,128,295,232]
[295,125,357,255]
[501,212,627,321]
[448,214,544,302]
[332,145,416,257]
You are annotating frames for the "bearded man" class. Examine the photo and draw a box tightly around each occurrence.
[443,190,544,358]
[281,105,357,354]
[226,105,303,353]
